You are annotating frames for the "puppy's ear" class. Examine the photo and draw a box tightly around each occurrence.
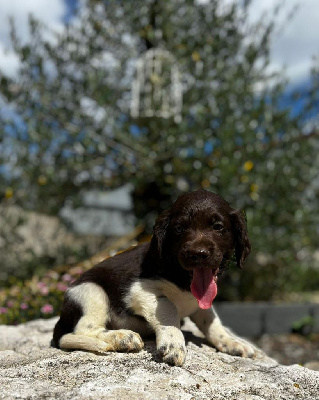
[230,209,251,269]
[151,209,171,258]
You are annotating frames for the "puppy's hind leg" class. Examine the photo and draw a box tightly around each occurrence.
[59,283,144,353]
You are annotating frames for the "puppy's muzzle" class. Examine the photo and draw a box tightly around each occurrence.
[185,248,210,262]
[179,242,222,270]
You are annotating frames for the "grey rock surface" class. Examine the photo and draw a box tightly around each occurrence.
[0,317,319,400]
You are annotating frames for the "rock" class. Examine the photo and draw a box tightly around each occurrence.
[304,361,319,371]
[1,317,319,400]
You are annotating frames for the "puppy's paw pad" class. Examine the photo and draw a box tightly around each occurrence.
[158,343,186,366]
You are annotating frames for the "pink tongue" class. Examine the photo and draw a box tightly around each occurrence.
[191,269,217,309]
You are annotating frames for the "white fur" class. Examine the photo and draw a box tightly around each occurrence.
[125,279,198,321]
[69,283,110,336]
[124,279,192,366]
[59,283,144,352]
[58,279,255,364]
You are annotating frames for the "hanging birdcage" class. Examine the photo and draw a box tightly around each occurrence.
[130,48,182,123]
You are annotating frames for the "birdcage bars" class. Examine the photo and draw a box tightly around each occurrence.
[130,48,182,122]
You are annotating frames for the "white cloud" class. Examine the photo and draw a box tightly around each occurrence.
[0,0,66,45]
[201,0,318,84]
[0,0,67,77]
[0,43,19,78]
[248,0,319,84]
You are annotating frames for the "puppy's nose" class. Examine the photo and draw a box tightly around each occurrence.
[187,248,210,261]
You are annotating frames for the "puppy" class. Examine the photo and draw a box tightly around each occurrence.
[53,189,254,366]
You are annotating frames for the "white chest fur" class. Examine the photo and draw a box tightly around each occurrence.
[125,278,199,320]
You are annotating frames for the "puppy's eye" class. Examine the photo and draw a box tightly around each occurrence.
[213,223,224,231]
[174,225,184,234]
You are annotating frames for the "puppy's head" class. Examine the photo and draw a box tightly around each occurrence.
[152,189,251,308]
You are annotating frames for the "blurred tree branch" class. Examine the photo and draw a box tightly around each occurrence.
[0,0,318,298]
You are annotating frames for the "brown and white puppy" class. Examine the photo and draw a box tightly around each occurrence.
[53,189,254,366]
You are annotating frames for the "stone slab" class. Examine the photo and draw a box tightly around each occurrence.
[1,317,319,400]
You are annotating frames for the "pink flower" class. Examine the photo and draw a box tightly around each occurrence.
[57,282,68,292]
[62,274,72,282]
[0,307,8,314]
[20,303,28,310]
[40,287,49,295]
[41,304,54,314]
[7,301,14,308]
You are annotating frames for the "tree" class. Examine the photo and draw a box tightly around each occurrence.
[0,0,318,298]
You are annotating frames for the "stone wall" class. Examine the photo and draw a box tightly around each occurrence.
[215,302,319,336]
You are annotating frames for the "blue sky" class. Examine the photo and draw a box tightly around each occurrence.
[0,0,318,88]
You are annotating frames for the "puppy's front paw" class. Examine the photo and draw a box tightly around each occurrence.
[159,342,186,366]
[156,326,186,366]
[214,335,255,358]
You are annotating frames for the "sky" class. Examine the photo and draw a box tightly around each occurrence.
[0,0,318,87]
[247,0,319,85]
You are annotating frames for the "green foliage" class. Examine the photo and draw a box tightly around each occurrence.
[0,264,84,325]
[219,255,319,301]
[292,315,314,336]
[0,0,294,212]
[0,0,318,300]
